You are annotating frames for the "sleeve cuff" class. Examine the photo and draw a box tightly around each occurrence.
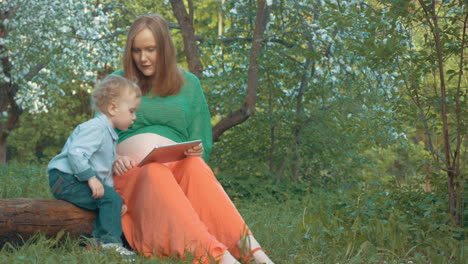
[75,168,95,181]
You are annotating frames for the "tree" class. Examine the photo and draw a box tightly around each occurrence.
[169,0,272,141]
[170,0,204,77]
[205,0,413,185]
[0,0,121,163]
[391,0,467,225]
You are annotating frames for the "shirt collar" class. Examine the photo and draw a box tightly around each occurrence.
[96,113,118,142]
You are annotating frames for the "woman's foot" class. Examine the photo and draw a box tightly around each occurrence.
[237,235,275,264]
[221,250,241,264]
[250,248,274,264]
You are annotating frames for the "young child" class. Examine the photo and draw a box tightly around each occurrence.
[47,75,141,258]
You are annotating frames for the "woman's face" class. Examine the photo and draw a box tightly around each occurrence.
[132,28,158,77]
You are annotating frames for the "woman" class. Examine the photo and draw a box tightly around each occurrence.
[111,14,275,264]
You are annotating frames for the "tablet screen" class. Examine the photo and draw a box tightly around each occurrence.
[137,139,202,167]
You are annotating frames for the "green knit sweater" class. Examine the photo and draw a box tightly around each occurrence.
[112,70,212,161]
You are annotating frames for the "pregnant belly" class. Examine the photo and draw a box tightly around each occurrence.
[116,133,176,164]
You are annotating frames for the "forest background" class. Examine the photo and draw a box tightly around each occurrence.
[0,0,466,263]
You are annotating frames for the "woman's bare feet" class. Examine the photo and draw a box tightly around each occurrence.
[237,235,275,264]
[221,250,241,264]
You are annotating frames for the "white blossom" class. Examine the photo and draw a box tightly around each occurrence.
[1,0,121,112]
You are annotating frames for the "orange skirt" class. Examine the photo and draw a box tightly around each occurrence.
[113,157,250,263]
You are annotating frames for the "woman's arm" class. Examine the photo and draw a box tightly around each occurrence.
[187,74,213,161]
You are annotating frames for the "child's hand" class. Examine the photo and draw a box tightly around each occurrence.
[121,204,128,216]
[88,177,104,199]
[113,155,136,175]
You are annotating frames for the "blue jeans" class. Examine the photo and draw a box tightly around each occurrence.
[48,169,123,244]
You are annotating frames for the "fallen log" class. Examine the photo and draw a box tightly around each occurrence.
[0,198,95,246]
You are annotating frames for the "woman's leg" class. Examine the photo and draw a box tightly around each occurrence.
[113,162,228,263]
[237,235,275,264]
[168,157,251,258]
[170,157,275,264]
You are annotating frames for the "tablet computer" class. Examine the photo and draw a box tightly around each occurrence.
[137,139,202,167]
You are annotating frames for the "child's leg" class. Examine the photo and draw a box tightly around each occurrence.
[48,169,123,244]
[89,185,123,244]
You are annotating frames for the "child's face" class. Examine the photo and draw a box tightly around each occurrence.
[109,89,141,131]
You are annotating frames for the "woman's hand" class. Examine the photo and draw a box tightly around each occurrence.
[113,155,136,175]
[184,143,204,157]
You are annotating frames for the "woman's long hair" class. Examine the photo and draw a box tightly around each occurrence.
[123,14,184,97]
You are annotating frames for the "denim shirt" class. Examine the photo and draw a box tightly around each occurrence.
[47,113,118,187]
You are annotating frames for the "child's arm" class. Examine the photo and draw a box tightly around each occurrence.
[67,124,106,182]
[88,177,104,199]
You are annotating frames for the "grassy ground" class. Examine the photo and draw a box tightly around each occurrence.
[0,163,465,263]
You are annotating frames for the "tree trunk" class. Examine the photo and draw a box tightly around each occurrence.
[266,73,276,176]
[291,59,311,181]
[0,9,11,164]
[0,98,21,163]
[0,9,43,163]
[0,198,95,246]
[170,0,203,77]
[218,0,225,36]
[0,127,8,163]
[212,0,272,141]
[417,0,462,225]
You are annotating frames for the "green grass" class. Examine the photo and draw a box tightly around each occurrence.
[1,163,465,263]
[0,162,52,199]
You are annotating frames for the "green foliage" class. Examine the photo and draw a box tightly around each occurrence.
[5,0,456,191]
[1,0,121,107]
[111,0,176,44]
[0,162,50,199]
[2,0,465,235]
[1,0,465,261]
[392,0,467,154]
[0,162,462,263]
[359,139,434,186]
[387,0,467,224]
[217,170,313,201]
[297,187,463,263]
[7,88,91,163]
[204,0,419,185]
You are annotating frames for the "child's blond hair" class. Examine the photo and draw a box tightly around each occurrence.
[93,75,141,114]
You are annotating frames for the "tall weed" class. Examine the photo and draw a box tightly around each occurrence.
[298,188,463,263]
